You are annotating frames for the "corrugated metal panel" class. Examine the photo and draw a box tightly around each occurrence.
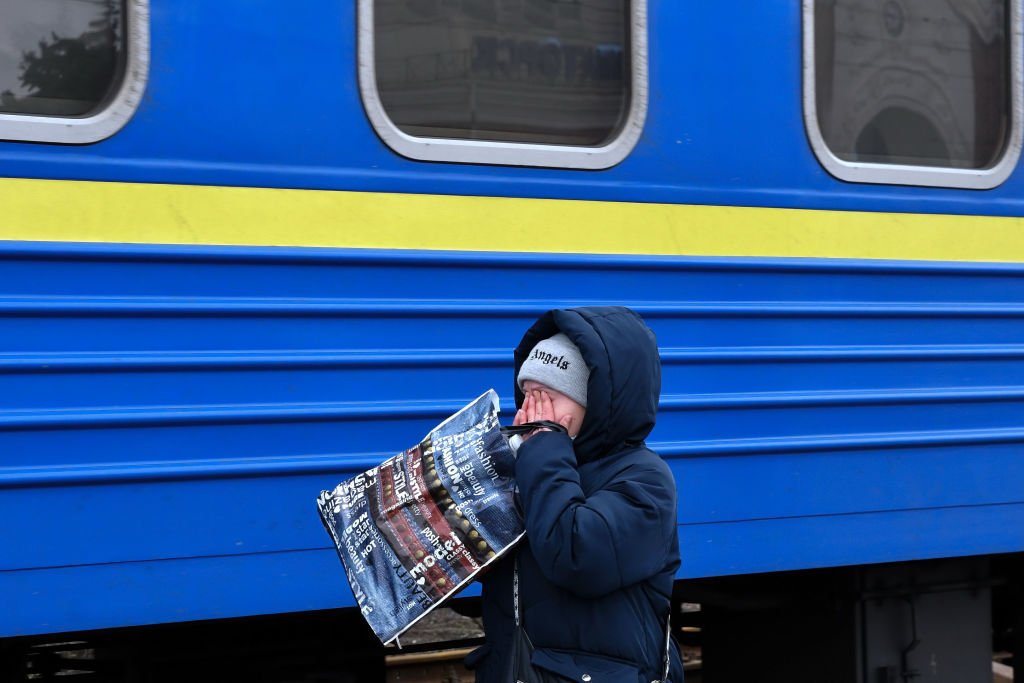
[2,244,1024,635]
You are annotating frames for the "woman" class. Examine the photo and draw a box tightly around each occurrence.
[467,306,684,683]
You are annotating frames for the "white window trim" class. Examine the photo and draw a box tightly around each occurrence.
[358,0,647,169]
[802,0,1023,189]
[0,0,149,145]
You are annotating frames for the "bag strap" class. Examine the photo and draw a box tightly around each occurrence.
[658,610,672,683]
[513,558,522,628]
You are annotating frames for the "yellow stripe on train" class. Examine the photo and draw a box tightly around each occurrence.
[2,177,1024,262]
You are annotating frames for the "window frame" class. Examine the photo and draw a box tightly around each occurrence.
[0,0,149,145]
[358,0,648,169]
[802,0,1024,189]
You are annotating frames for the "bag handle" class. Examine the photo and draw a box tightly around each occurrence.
[500,420,568,437]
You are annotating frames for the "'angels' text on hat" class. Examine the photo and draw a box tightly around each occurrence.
[529,349,571,371]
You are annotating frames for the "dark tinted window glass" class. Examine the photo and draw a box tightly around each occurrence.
[374,0,630,146]
[815,0,1009,169]
[0,0,125,117]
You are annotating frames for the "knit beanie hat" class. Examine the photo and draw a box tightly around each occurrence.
[517,333,589,408]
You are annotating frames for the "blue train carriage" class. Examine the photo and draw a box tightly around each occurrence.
[1,0,1023,680]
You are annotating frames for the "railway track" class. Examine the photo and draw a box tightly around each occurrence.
[384,644,705,683]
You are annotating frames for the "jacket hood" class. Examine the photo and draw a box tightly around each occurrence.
[513,307,661,464]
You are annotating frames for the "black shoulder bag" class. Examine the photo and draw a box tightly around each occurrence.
[506,561,673,683]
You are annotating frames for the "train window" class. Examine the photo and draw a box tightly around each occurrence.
[359,0,648,169]
[0,0,148,144]
[804,0,1023,189]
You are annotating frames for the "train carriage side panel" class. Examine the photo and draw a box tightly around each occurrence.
[1,0,1023,638]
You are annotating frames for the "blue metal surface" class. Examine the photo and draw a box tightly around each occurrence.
[0,0,1021,216]
[1,243,1024,636]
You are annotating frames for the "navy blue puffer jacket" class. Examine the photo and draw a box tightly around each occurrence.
[467,307,684,683]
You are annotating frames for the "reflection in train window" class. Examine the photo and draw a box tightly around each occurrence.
[0,0,126,117]
[813,0,1009,169]
[372,0,630,146]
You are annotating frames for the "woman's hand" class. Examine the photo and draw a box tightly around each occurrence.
[513,390,575,441]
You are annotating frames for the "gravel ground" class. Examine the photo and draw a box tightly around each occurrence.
[396,608,485,647]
